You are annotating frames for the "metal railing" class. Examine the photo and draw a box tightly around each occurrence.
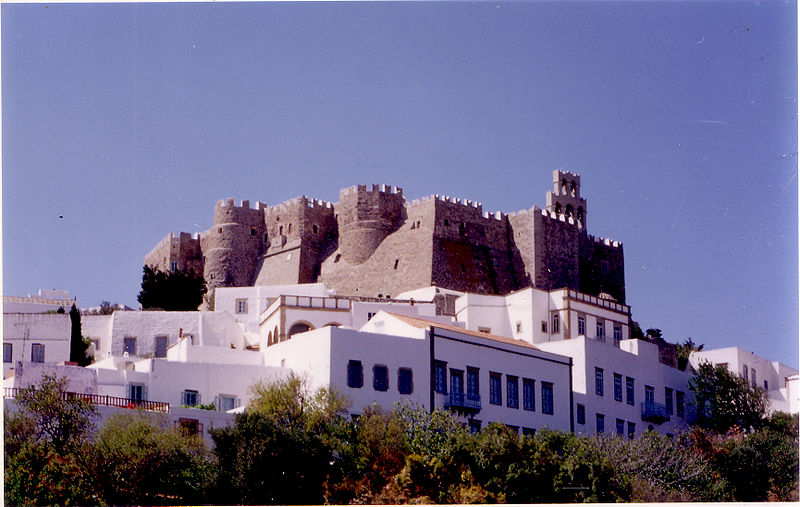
[445,391,481,411]
[4,387,170,413]
[641,401,670,423]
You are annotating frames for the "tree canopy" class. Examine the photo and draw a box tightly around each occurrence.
[137,265,207,311]
[689,361,768,433]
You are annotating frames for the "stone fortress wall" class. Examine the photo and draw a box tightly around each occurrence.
[145,170,625,303]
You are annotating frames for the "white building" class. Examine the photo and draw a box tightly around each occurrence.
[265,311,574,434]
[3,313,71,378]
[2,289,76,314]
[689,346,799,414]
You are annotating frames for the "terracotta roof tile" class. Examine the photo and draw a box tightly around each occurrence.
[385,312,540,350]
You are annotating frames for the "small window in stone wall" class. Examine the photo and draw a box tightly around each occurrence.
[250,227,256,236]
[600,260,609,275]
[288,223,292,234]
[313,224,319,234]
[444,219,449,226]
[279,225,284,235]
[218,228,222,233]
[393,259,399,270]
[334,254,341,263]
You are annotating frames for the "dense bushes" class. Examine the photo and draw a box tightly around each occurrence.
[5,374,798,505]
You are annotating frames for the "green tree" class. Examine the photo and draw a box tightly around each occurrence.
[93,411,217,505]
[137,265,207,311]
[689,361,768,433]
[677,337,704,371]
[68,304,93,366]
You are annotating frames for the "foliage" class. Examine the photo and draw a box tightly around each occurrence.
[14,373,96,453]
[83,300,117,315]
[137,265,207,311]
[690,361,768,433]
[676,337,704,371]
[93,411,217,505]
[212,374,352,505]
[69,304,93,366]
[645,327,662,339]
[394,401,466,459]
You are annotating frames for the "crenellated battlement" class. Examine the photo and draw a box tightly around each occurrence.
[340,183,403,199]
[587,234,622,248]
[216,198,267,211]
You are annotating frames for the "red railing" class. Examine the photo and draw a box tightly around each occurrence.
[4,387,170,413]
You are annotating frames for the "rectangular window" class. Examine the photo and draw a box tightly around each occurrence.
[522,427,536,437]
[616,418,625,436]
[515,321,522,333]
[751,368,756,388]
[676,391,685,418]
[596,320,605,340]
[477,326,491,334]
[398,368,413,395]
[129,383,145,402]
[614,373,623,402]
[626,377,635,405]
[367,312,376,321]
[628,422,636,439]
[600,260,609,274]
[3,343,12,363]
[595,367,604,396]
[764,380,769,390]
[576,403,585,424]
[613,324,622,344]
[468,420,482,433]
[235,299,248,314]
[373,365,389,392]
[182,389,199,406]
[467,367,480,399]
[665,387,674,415]
[31,343,45,363]
[177,418,203,437]
[347,360,364,388]
[523,378,535,411]
[434,361,447,394]
[542,382,554,415]
[216,395,238,411]
[123,337,137,356]
[490,372,502,405]
[596,413,605,434]
[742,364,748,381]
[450,369,464,397]
[507,375,519,409]
[551,313,560,334]
[578,315,586,336]
[170,261,178,271]
[541,320,548,333]
[155,336,168,358]
[645,385,655,405]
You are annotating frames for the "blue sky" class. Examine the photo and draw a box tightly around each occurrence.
[2,1,797,367]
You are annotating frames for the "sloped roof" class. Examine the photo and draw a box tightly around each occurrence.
[385,312,540,351]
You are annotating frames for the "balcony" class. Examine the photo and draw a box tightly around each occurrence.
[4,387,170,413]
[444,391,481,413]
[641,401,670,423]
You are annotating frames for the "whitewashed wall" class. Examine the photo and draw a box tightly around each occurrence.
[3,313,71,378]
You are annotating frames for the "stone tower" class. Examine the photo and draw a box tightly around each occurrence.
[336,184,405,264]
[546,170,587,229]
[201,199,267,289]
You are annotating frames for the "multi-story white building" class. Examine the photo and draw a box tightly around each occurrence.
[689,346,799,414]
[3,313,71,378]
[264,311,574,434]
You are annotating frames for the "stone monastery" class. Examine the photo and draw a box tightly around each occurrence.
[4,170,797,444]
[146,170,625,304]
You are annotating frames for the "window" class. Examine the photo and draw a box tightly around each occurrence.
[313,224,319,234]
[398,368,413,395]
[600,260,609,275]
[489,372,502,405]
[742,364,748,381]
[236,299,248,314]
[91,339,100,352]
[764,380,769,390]
[596,413,605,434]
[182,389,199,406]
[467,367,480,400]
[751,368,756,388]
[347,360,364,388]
[177,418,203,437]
[645,385,655,405]
[434,361,447,394]
[373,365,389,392]
[468,420,482,433]
[595,368,604,396]
[626,377,635,405]
[551,313,560,334]
[128,383,145,402]
[3,343,12,363]
[123,337,136,356]
[616,418,625,436]
[596,320,605,340]
[614,373,623,402]
[523,378,536,411]
[541,320,548,333]
[576,403,585,424]
[170,261,178,271]
[522,427,536,437]
[515,321,522,333]
[578,315,586,336]
[216,395,238,411]
[155,336,168,358]
[665,387,674,415]
[450,369,464,399]
[393,259,399,270]
[250,227,256,236]
[478,326,491,334]
[31,343,45,363]
[613,324,622,344]
[628,422,636,439]
[676,391,685,418]
[507,375,519,409]
[542,382,554,415]
[367,312,376,321]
